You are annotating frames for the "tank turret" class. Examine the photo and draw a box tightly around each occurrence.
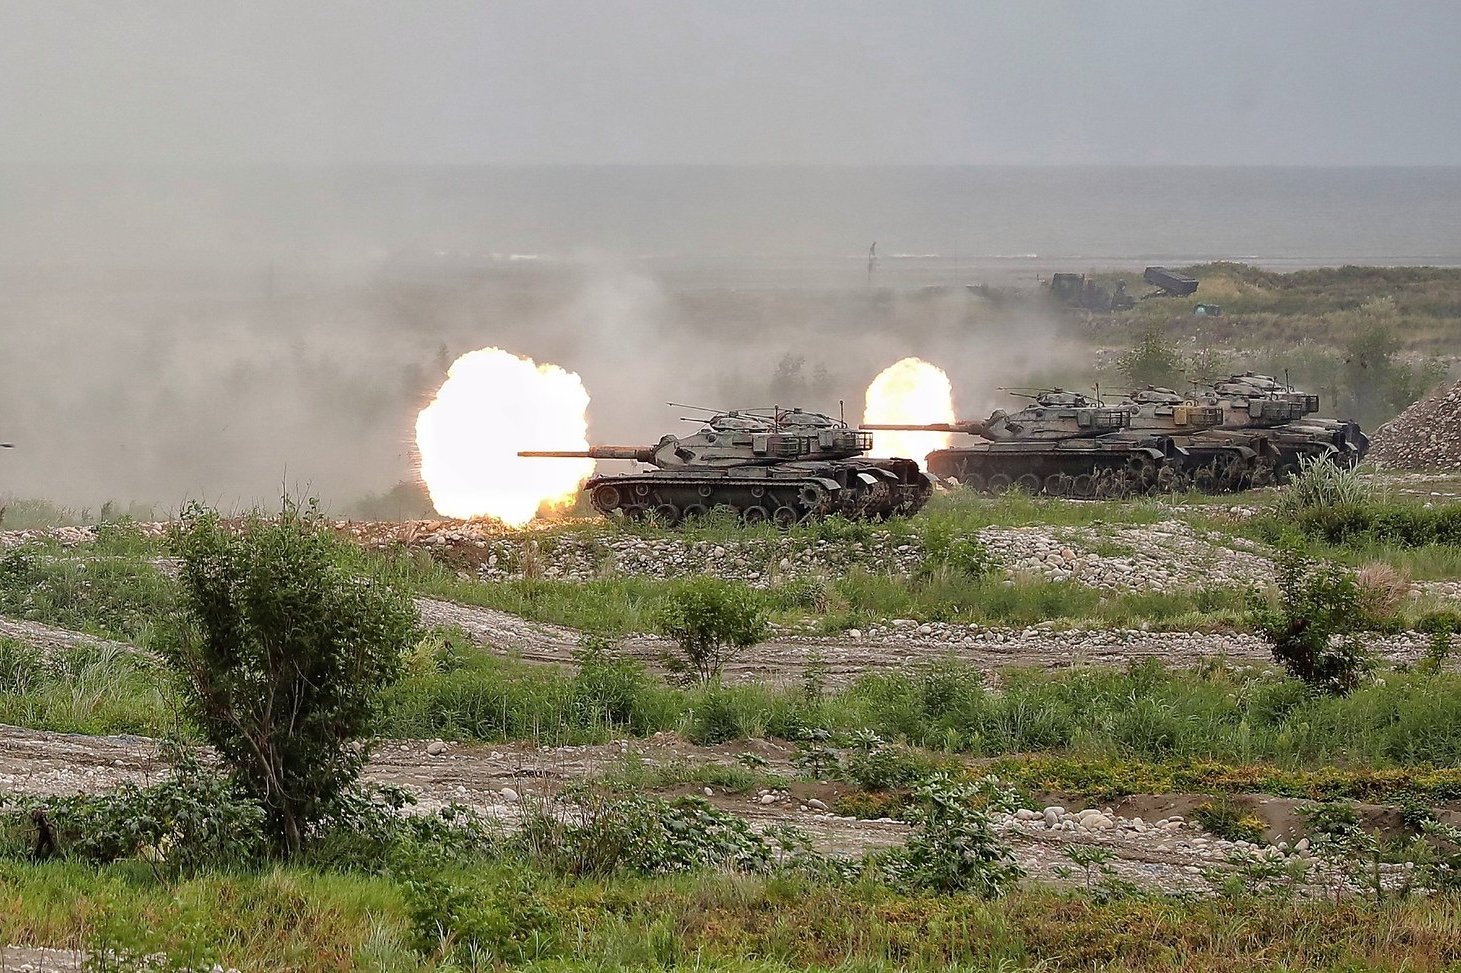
[864,388,1130,443]
[1190,373,1367,476]
[861,389,1164,497]
[518,407,931,526]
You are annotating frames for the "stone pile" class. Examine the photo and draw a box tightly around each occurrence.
[0,515,1275,593]
[1369,379,1461,470]
[348,519,1274,594]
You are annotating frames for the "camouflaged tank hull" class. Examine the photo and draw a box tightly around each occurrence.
[923,440,1174,498]
[928,424,1367,498]
[583,458,934,526]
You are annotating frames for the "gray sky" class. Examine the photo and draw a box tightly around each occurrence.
[2,0,1459,166]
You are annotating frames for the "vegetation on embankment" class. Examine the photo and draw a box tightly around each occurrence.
[5,858,1461,973]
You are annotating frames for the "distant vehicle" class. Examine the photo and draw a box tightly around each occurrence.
[1049,273,1136,312]
[1143,266,1200,297]
[1194,303,1223,316]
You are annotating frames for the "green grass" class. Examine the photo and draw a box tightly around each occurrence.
[0,497,166,530]
[14,622,1461,774]
[0,637,186,737]
[0,543,178,646]
[5,856,1461,972]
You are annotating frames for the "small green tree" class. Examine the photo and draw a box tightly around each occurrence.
[1115,327,1186,390]
[1252,548,1372,695]
[167,501,419,857]
[655,577,768,683]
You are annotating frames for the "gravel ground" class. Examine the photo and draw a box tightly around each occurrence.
[0,725,1418,901]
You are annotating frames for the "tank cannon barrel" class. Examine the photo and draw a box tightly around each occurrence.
[861,421,992,436]
[518,446,657,462]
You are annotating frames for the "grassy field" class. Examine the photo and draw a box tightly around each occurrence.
[7,452,1461,967]
[5,859,1461,972]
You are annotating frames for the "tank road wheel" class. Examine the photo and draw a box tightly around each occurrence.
[682,503,709,521]
[772,505,800,529]
[652,503,682,526]
[1220,457,1247,491]
[621,504,647,521]
[1070,473,1095,499]
[591,484,623,512]
[965,473,986,493]
[987,473,1013,493]
[1043,474,1068,497]
[798,483,831,513]
[1015,473,1041,494]
[1193,463,1217,493]
[741,505,770,525]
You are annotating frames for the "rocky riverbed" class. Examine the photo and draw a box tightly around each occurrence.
[0,726,1421,901]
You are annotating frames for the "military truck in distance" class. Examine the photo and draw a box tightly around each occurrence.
[1143,266,1200,297]
[519,407,934,526]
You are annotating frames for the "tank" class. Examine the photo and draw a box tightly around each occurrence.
[1190,372,1369,479]
[518,407,934,526]
[864,388,1172,498]
[862,377,1367,497]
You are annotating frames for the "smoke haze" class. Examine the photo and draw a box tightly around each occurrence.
[2,2,1458,511]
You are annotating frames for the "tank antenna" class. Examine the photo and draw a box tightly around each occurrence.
[839,399,845,423]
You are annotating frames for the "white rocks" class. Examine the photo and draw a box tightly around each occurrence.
[1043,806,1065,827]
[807,798,828,811]
[703,787,714,797]
[760,792,779,805]
[500,787,520,802]
[426,740,448,756]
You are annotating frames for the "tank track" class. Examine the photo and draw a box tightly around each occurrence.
[585,459,933,526]
[929,428,1361,498]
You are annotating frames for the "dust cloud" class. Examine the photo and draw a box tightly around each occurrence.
[0,171,1082,514]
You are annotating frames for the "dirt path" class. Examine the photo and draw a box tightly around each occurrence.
[0,618,140,659]
[0,723,1283,897]
[416,597,1437,685]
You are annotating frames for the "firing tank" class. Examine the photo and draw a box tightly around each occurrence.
[864,375,1367,499]
[864,388,1173,498]
[519,407,934,526]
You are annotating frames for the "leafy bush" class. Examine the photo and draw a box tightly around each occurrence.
[166,500,420,857]
[1194,796,1266,844]
[1301,801,1362,839]
[404,870,559,967]
[1276,456,1371,515]
[655,576,768,683]
[1252,548,1373,695]
[843,732,936,791]
[570,637,661,734]
[518,792,815,878]
[1115,328,1186,390]
[880,772,1023,896]
[298,785,492,873]
[6,756,267,874]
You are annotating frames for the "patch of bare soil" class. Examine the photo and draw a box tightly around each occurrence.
[0,723,1376,897]
[417,596,1439,686]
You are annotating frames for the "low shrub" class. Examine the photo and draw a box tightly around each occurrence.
[1194,796,1266,844]
[878,772,1022,896]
